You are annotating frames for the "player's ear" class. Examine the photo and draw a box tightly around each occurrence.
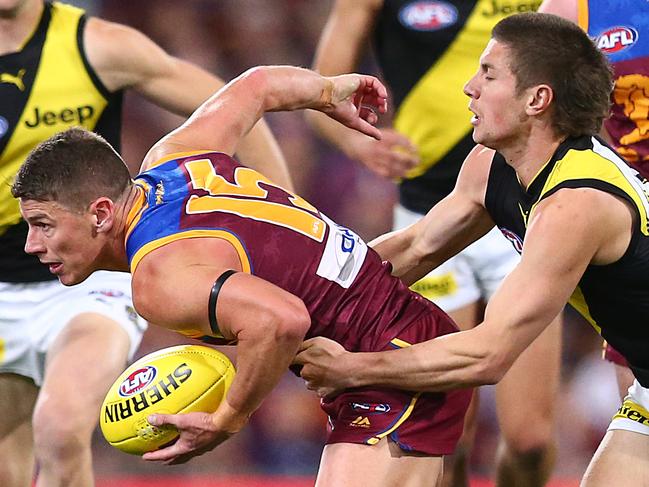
[525,84,553,116]
[90,197,115,233]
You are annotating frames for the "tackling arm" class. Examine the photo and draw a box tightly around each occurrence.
[297,188,622,395]
[370,145,495,284]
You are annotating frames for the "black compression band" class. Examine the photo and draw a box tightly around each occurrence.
[208,270,237,335]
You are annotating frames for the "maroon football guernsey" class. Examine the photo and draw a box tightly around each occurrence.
[126,151,471,454]
[127,151,454,352]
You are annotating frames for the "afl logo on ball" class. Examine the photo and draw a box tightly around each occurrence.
[596,26,638,54]
[118,366,157,397]
[399,1,458,32]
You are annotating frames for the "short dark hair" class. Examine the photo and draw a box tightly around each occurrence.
[492,12,613,137]
[12,127,132,211]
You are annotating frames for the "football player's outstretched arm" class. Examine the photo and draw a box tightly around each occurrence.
[370,145,495,284]
[131,238,310,464]
[140,66,388,170]
[297,186,630,397]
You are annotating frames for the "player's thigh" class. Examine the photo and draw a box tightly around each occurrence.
[0,372,38,441]
[581,430,649,487]
[495,313,562,445]
[316,439,443,487]
[34,312,132,434]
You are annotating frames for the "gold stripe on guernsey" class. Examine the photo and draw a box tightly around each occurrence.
[130,229,251,274]
[365,338,420,446]
[568,286,601,334]
[123,182,150,243]
[395,0,527,179]
[539,144,649,236]
[577,0,589,31]
[390,337,413,349]
[0,3,108,234]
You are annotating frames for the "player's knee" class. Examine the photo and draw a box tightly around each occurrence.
[32,405,92,462]
[501,424,555,460]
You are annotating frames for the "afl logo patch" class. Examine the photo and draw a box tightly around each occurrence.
[118,366,157,397]
[399,1,458,32]
[0,116,8,139]
[596,26,638,54]
[500,228,523,254]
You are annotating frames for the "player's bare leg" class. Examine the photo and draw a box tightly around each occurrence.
[315,438,443,487]
[440,301,481,487]
[494,314,561,487]
[614,364,635,401]
[0,373,38,487]
[33,313,131,487]
[581,430,649,486]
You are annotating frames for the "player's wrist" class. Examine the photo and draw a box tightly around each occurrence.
[343,351,373,389]
[212,398,251,434]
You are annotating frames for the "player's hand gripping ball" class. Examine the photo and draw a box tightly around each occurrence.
[100,345,235,455]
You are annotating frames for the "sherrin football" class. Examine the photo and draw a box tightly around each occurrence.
[100,344,235,455]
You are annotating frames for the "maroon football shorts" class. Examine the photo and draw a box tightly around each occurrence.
[603,340,629,367]
[321,308,472,455]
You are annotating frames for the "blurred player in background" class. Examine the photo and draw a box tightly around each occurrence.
[305,1,559,486]
[0,1,291,485]
[13,66,472,486]
[539,0,649,401]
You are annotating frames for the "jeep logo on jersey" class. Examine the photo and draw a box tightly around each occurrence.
[24,105,95,128]
[596,26,638,54]
[119,366,157,397]
[399,1,458,32]
[500,228,523,254]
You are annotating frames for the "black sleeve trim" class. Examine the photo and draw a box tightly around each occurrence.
[208,270,237,335]
[77,15,113,99]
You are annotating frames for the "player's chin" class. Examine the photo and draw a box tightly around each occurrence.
[58,270,90,286]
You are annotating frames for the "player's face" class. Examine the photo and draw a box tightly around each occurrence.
[0,0,33,18]
[20,199,100,286]
[463,39,528,150]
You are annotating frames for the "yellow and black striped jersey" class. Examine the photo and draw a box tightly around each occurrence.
[0,1,123,282]
[374,0,540,213]
[485,135,649,386]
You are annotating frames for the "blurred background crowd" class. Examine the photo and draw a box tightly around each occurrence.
[65,0,619,481]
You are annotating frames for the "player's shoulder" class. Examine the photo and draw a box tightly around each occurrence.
[456,144,495,195]
[83,16,165,91]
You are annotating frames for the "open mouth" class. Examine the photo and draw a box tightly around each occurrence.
[45,262,63,274]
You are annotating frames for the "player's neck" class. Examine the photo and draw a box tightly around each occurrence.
[101,185,141,274]
[0,0,43,55]
[498,127,564,189]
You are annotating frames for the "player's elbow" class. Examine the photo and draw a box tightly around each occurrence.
[239,67,271,107]
[252,295,310,347]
